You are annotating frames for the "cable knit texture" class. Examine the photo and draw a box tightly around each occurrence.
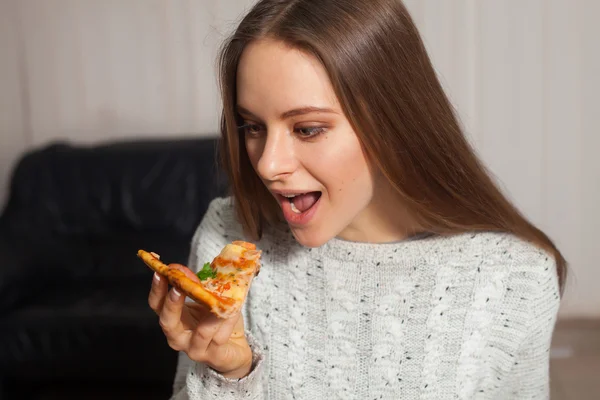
[170,197,560,400]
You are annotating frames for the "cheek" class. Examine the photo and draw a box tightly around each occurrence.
[310,134,372,194]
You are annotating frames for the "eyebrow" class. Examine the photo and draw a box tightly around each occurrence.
[236,106,338,120]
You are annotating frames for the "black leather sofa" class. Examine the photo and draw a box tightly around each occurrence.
[0,137,228,399]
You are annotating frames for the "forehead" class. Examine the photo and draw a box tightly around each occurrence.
[236,39,340,114]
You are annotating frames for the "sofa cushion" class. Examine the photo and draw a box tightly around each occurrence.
[0,278,177,382]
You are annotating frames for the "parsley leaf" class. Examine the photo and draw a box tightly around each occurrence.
[196,262,217,281]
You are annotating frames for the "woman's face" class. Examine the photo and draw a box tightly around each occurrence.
[237,38,406,247]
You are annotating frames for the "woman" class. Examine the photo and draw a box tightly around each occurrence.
[148,0,566,398]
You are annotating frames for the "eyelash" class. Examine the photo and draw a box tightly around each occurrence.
[238,123,327,139]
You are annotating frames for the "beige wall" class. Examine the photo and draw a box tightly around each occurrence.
[0,0,598,318]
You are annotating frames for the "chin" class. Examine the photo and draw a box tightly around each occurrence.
[290,227,332,248]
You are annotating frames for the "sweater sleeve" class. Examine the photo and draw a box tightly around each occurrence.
[507,260,561,399]
[169,197,267,399]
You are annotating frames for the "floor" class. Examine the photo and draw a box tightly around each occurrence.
[550,319,600,399]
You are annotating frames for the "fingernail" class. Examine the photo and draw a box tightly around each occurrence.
[170,288,181,301]
[153,273,161,283]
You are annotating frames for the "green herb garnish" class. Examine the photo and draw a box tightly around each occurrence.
[196,262,217,281]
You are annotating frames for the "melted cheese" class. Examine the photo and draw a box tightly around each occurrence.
[203,243,261,301]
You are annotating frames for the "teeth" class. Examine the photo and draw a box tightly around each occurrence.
[290,201,302,214]
[282,193,304,198]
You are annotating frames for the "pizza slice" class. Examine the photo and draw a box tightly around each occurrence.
[137,240,261,319]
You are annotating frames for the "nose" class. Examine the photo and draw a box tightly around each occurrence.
[255,129,297,181]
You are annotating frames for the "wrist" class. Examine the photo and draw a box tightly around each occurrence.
[220,358,253,379]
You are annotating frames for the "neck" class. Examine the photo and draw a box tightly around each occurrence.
[337,185,420,244]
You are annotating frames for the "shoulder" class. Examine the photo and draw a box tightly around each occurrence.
[475,232,557,290]
[436,233,561,337]
[435,231,560,302]
[470,231,554,267]
[448,231,560,316]
[440,231,557,272]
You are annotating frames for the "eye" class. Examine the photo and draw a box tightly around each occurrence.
[239,122,265,137]
[295,126,327,139]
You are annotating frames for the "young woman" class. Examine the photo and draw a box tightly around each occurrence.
[148,0,566,398]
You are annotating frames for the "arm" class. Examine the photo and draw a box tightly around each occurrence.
[506,261,561,399]
[453,249,561,400]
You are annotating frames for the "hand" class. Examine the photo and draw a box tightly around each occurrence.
[148,264,253,379]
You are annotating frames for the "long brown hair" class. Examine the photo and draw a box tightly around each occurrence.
[216,0,567,291]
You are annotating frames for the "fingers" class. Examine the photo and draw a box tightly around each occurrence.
[159,286,191,351]
[148,263,198,318]
[148,272,168,315]
[148,273,190,350]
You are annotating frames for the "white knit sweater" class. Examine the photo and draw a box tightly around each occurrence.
[170,197,560,399]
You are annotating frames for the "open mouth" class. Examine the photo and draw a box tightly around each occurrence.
[281,192,322,214]
[274,190,323,225]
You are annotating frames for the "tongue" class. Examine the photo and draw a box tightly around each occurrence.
[291,192,320,212]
